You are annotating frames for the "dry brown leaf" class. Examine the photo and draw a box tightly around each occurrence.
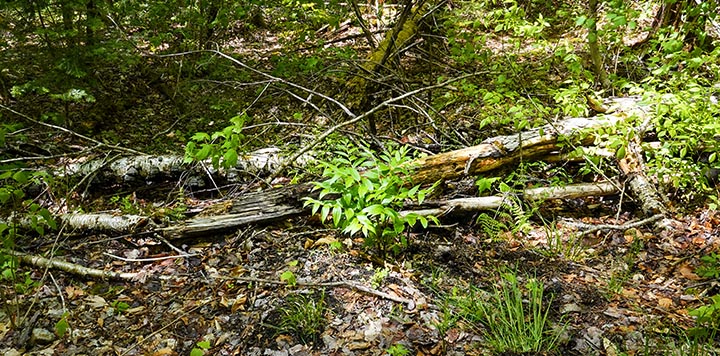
[312,236,338,248]
[621,288,638,299]
[678,264,701,280]
[65,285,85,299]
[152,348,177,355]
[658,297,673,308]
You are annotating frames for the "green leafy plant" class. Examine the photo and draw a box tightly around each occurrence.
[697,253,720,279]
[55,313,70,338]
[190,340,212,356]
[385,343,410,356]
[110,300,130,315]
[184,113,248,170]
[688,295,720,344]
[280,270,297,287]
[272,292,327,345]
[109,194,140,215]
[304,141,438,256]
[280,260,299,287]
[370,267,389,289]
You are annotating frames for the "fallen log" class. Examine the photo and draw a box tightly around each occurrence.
[162,181,619,239]
[401,180,620,217]
[410,96,646,184]
[54,147,306,188]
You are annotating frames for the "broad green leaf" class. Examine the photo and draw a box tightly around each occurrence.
[405,214,417,227]
[197,340,211,349]
[223,148,238,167]
[195,145,212,161]
[407,185,419,197]
[344,220,363,236]
[616,146,626,159]
[190,132,210,141]
[0,189,10,204]
[39,209,56,230]
[55,317,69,337]
[332,206,342,226]
[419,216,429,228]
[363,204,385,216]
[12,171,29,184]
[280,270,296,286]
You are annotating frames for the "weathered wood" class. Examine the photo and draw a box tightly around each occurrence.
[410,98,645,184]
[161,184,313,239]
[55,147,302,187]
[163,181,620,239]
[401,181,620,217]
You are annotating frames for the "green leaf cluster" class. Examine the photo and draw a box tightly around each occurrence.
[304,142,437,256]
[184,113,248,169]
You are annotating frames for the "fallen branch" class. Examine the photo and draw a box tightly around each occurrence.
[561,214,665,237]
[9,249,138,280]
[402,180,620,217]
[221,275,422,310]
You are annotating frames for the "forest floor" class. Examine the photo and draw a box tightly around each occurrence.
[2,180,719,355]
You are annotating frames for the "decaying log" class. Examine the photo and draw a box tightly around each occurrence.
[0,213,148,233]
[410,97,646,185]
[162,181,619,239]
[55,148,307,187]
[402,181,620,217]
[161,184,313,239]
[7,249,138,280]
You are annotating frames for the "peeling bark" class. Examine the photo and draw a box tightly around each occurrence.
[410,96,645,185]
[55,147,310,188]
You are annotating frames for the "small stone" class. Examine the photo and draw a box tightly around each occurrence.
[3,349,22,356]
[561,303,582,314]
[322,334,337,350]
[30,328,55,345]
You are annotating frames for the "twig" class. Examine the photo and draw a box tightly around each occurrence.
[154,233,188,255]
[268,72,479,180]
[120,303,205,356]
[48,272,66,314]
[8,248,139,280]
[561,213,664,237]
[0,103,145,156]
[103,252,197,262]
[220,275,430,310]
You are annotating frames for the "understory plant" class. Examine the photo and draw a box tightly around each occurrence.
[272,291,327,345]
[0,168,56,327]
[444,269,564,354]
[304,141,437,256]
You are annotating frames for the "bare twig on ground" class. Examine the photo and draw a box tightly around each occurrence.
[0,103,145,156]
[103,252,198,262]
[561,213,665,237]
[222,275,429,310]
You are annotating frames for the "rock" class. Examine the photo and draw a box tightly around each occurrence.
[29,328,55,346]
[3,349,22,356]
[363,319,383,341]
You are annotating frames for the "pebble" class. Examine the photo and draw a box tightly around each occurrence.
[30,328,55,345]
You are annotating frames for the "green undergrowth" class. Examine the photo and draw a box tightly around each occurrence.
[437,268,565,354]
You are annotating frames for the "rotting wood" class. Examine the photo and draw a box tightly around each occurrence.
[55,147,307,187]
[6,249,138,280]
[401,180,620,217]
[161,184,314,239]
[163,180,620,239]
[0,212,148,233]
[410,96,646,185]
